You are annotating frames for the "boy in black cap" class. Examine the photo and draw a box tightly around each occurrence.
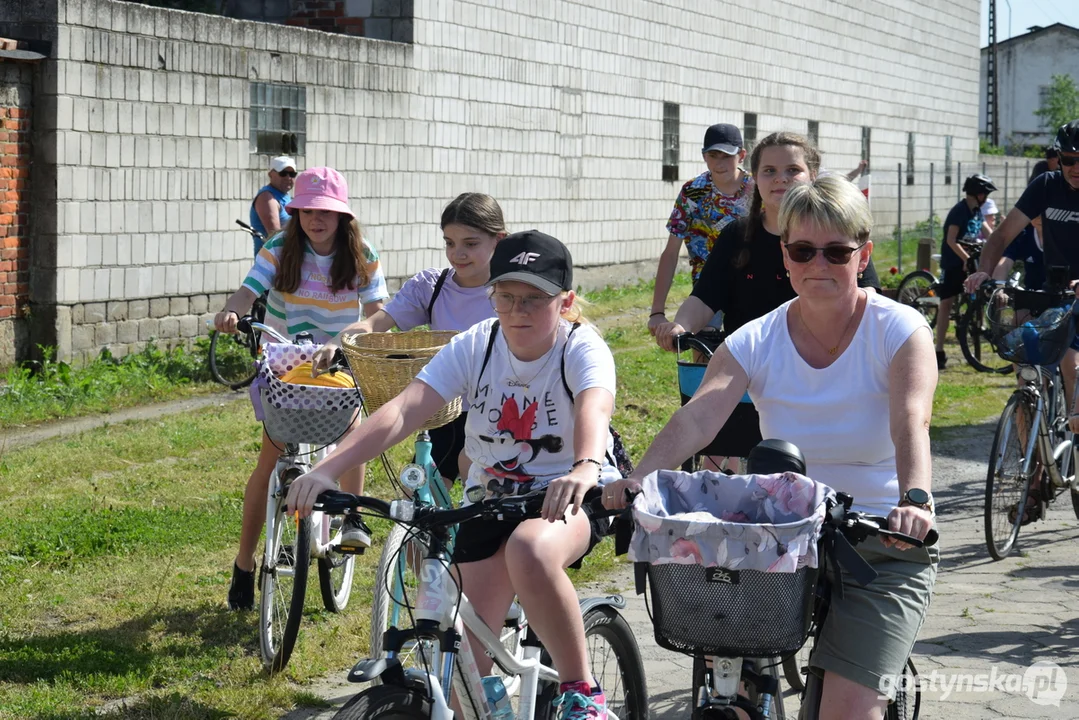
[649,123,753,337]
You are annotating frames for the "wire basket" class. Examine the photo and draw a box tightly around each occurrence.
[340,331,462,431]
[987,288,1075,367]
[642,562,818,657]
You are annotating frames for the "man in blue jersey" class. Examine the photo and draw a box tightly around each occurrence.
[249,156,296,255]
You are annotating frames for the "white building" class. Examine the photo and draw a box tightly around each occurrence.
[0,0,982,365]
[979,23,1079,149]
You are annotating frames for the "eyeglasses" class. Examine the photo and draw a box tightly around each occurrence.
[278,170,297,177]
[783,240,868,265]
[489,292,557,313]
[1059,155,1079,167]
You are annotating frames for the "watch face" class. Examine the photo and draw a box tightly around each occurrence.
[906,488,930,506]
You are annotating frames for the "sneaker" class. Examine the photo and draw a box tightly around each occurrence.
[227,562,255,611]
[339,514,372,549]
[936,350,947,370]
[552,680,606,720]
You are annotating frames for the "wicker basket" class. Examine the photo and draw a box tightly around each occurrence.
[340,331,462,431]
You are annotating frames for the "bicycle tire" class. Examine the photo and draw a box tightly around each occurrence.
[318,516,356,613]
[537,606,649,720]
[370,523,431,682]
[895,271,939,330]
[782,645,808,693]
[887,657,921,720]
[984,392,1035,560]
[332,684,432,719]
[957,297,1011,374]
[259,502,311,673]
[208,329,260,389]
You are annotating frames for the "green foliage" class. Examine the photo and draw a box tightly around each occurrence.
[0,341,216,428]
[979,138,1006,156]
[1033,74,1079,133]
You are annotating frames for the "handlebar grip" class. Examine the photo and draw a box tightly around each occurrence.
[923,528,939,547]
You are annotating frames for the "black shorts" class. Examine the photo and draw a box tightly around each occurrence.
[426,412,467,483]
[451,502,610,570]
[937,267,967,300]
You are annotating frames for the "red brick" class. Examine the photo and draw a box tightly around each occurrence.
[8,108,25,119]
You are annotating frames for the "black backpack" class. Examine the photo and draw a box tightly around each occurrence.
[475,320,634,478]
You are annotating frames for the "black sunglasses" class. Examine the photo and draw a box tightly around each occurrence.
[278,170,297,177]
[1059,156,1079,167]
[784,240,868,265]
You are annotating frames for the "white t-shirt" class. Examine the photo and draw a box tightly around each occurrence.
[725,292,929,515]
[417,318,620,503]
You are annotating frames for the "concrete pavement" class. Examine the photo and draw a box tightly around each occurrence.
[288,422,1079,719]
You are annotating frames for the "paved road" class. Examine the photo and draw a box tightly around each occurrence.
[289,422,1079,719]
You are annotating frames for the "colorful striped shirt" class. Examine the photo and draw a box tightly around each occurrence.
[242,233,390,343]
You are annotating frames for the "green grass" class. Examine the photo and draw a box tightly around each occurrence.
[0,272,1005,718]
[0,342,223,429]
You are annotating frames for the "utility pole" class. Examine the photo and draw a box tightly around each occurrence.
[986,0,1000,145]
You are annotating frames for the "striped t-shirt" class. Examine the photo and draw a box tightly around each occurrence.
[242,233,390,343]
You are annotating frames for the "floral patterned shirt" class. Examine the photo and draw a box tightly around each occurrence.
[666,171,754,282]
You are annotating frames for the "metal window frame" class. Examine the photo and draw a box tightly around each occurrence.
[250,82,308,156]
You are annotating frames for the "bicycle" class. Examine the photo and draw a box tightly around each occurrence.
[675,331,761,473]
[208,221,268,389]
[311,486,650,720]
[238,317,364,673]
[630,439,937,720]
[980,285,1079,560]
[894,237,1013,374]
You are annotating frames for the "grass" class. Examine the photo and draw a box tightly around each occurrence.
[0,341,224,430]
[0,272,1006,718]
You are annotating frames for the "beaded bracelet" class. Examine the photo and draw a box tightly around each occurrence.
[572,458,604,470]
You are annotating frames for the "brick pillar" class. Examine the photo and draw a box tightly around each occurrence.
[0,61,33,369]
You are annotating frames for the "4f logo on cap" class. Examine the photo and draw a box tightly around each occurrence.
[509,252,541,265]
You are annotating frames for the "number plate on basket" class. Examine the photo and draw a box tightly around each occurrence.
[706,568,740,584]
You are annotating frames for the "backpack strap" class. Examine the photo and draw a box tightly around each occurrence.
[474,320,500,402]
[426,268,451,325]
[559,322,582,401]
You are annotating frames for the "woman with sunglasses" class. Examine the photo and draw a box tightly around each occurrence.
[653,131,880,352]
[606,174,938,720]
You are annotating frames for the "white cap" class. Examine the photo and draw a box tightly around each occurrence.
[981,198,998,215]
[270,156,296,173]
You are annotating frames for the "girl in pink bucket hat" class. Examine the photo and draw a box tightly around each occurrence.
[213,166,389,611]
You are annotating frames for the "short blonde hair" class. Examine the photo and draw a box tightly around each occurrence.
[777,174,873,244]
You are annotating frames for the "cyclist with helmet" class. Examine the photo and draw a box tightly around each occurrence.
[934,173,997,369]
[968,120,1079,429]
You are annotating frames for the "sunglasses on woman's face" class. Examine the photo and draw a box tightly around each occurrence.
[783,240,868,265]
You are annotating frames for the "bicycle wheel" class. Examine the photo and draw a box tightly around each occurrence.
[984,392,1035,560]
[887,657,921,720]
[957,298,1011,374]
[782,642,810,693]
[895,271,938,329]
[209,329,259,389]
[370,523,429,680]
[318,515,356,612]
[537,606,649,720]
[259,495,311,673]
[332,684,432,719]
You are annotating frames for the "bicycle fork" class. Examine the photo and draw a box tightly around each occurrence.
[699,655,782,719]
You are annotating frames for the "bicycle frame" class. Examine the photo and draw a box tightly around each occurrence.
[696,655,783,719]
[264,444,338,569]
[1013,366,1072,488]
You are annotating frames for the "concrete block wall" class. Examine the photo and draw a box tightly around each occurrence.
[4,0,982,365]
[0,60,33,369]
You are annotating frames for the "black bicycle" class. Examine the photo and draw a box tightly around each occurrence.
[208,221,268,389]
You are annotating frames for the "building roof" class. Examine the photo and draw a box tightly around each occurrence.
[981,22,1079,52]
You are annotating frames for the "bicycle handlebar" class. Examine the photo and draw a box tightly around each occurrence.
[235,219,266,241]
[826,493,938,549]
[675,330,725,358]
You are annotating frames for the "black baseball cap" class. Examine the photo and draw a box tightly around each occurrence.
[702,123,743,155]
[487,230,574,296]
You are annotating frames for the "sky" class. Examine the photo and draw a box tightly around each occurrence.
[980,0,1079,46]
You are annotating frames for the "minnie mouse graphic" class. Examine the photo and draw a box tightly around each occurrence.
[466,397,563,497]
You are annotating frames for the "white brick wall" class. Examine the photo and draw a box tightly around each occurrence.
[43,0,979,312]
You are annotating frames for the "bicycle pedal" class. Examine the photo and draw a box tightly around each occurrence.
[335,542,367,556]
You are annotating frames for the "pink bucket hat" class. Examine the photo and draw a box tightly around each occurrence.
[285,167,355,218]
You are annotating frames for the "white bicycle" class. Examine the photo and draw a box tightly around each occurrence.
[235,317,363,673]
[312,484,650,720]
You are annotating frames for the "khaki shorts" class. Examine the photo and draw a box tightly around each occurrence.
[809,534,939,699]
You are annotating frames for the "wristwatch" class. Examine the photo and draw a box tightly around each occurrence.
[900,488,935,514]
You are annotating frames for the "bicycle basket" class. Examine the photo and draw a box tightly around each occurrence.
[987,288,1075,366]
[258,343,362,445]
[340,331,462,431]
[630,469,833,657]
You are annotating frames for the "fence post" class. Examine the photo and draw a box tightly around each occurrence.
[1026,161,1031,187]
[957,161,962,201]
[897,162,903,274]
[929,162,934,243]
[982,160,987,175]
[1003,161,1009,213]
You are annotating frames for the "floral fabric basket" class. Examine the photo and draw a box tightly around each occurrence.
[254,343,362,446]
[629,469,835,658]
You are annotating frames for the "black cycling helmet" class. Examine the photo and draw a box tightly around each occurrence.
[1055,120,1079,154]
[962,174,998,195]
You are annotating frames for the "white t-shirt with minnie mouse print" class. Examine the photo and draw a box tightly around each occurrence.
[417,318,620,504]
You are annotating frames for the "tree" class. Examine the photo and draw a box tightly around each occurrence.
[1034,74,1079,134]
